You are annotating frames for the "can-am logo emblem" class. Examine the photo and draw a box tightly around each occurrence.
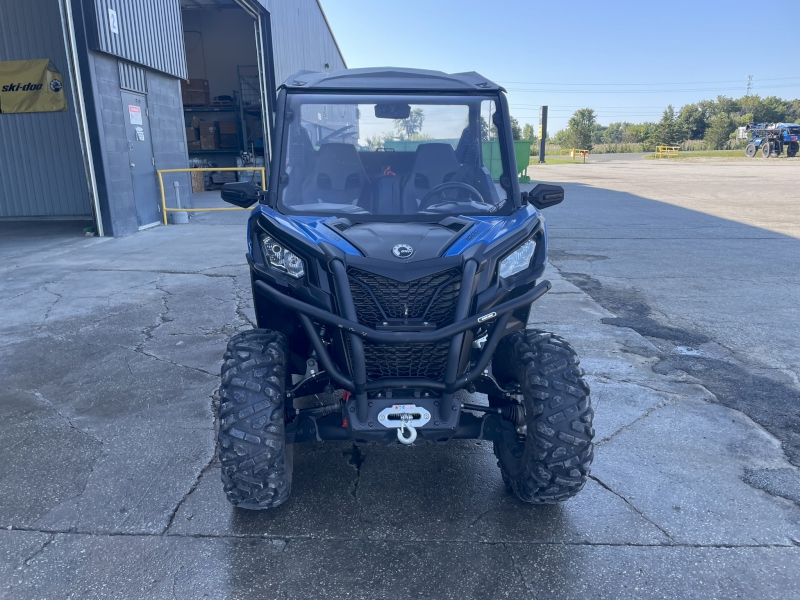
[392,244,414,259]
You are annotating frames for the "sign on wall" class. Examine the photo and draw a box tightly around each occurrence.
[0,60,67,114]
[128,105,142,124]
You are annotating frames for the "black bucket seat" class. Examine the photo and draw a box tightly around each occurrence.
[301,143,368,205]
[400,143,462,213]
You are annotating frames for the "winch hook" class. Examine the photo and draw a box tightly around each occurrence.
[397,415,417,445]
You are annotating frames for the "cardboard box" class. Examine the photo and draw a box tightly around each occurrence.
[190,170,205,193]
[200,135,218,150]
[185,127,199,142]
[218,121,237,134]
[181,79,209,92]
[189,116,202,128]
[197,120,216,135]
[187,140,202,152]
[182,90,209,106]
[197,120,218,149]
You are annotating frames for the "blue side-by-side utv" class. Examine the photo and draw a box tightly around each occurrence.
[214,68,595,510]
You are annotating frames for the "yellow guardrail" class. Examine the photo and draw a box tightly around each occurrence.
[559,148,590,162]
[654,146,680,158]
[158,167,266,226]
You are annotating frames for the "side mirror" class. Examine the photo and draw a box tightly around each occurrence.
[221,182,261,208]
[524,184,564,210]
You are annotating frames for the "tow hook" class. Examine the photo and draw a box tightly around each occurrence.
[377,404,431,445]
[397,415,417,444]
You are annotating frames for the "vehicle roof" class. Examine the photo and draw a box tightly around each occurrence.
[281,68,504,93]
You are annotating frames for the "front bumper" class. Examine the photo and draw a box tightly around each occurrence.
[254,254,551,432]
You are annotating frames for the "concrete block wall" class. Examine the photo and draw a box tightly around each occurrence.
[147,72,191,211]
[87,53,190,236]
[90,52,139,236]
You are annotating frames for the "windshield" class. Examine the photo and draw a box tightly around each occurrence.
[277,93,512,219]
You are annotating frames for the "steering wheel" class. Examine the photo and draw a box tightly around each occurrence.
[419,182,486,210]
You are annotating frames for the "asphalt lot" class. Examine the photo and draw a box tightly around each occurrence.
[1,158,799,599]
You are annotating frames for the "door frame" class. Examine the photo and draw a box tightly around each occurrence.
[232,0,275,180]
[121,90,160,229]
[58,0,104,236]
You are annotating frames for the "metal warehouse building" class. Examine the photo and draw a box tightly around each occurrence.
[0,0,345,236]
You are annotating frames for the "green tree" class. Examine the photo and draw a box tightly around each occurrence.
[678,104,707,139]
[480,116,498,141]
[509,116,522,140]
[650,105,687,146]
[522,123,535,140]
[786,99,800,122]
[550,128,572,147]
[714,95,739,115]
[566,108,596,150]
[601,122,628,144]
[622,123,652,143]
[738,94,761,119]
[591,123,607,145]
[394,108,425,140]
[363,134,385,149]
[756,96,788,123]
[704,113,735,149]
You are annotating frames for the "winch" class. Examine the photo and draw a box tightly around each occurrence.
[377,404,431,445]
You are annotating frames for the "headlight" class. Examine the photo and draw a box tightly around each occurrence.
[499,238,536,279]
[261,235,305,278]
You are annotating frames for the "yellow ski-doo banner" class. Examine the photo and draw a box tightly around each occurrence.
[0,59,67,114]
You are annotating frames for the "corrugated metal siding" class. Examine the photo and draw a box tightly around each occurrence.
[90,0,187,80]
[118,60,146,93]
[0,0,91,217]
[259,0,346,85]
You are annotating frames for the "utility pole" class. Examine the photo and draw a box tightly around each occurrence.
[746,75,753,96]
[537,106,548,164]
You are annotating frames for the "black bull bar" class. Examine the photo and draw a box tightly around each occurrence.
[254,259,551,423]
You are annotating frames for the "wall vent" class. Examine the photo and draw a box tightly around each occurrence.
[119,61,147,94]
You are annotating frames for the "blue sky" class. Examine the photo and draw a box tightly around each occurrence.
[320,0,800,132]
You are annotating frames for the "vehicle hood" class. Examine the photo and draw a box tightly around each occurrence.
[248,205,542,262]
[334,222,458,262]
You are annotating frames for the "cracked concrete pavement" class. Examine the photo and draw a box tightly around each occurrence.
[1,159,799,598]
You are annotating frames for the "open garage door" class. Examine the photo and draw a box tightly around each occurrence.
[180,0,274,193]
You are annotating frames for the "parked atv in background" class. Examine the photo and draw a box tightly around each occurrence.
[745,123,800,158]
[216,68,594,510]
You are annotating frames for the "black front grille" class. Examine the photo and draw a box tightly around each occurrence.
[347,267,461,327]
[346,267,462,381]
[362,340,450,380]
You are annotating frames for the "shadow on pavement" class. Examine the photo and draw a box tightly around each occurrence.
[1,182,799,599]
